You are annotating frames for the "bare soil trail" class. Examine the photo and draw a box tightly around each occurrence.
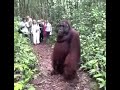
[31,43,99,90]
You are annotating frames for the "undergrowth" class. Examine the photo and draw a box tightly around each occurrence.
[14,17,38,90]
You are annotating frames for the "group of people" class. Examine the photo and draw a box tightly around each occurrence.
[18,16,52,45]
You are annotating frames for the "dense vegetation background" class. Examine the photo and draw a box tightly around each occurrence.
[14,0,106,90]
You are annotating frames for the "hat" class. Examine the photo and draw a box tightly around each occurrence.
[26,16,30,18]
[37,20,41,22]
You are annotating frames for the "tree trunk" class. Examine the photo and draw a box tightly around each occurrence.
[17,0,20,16]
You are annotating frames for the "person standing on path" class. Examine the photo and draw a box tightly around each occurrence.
[37,20,44,42]
[31,20,40,45]
[45,20,52,41]
[18,17,29,36]
[43,20,47,43]
[26,16,33,43]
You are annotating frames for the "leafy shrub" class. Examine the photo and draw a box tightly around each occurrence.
[14,18,38,90]
[79,1,106,89]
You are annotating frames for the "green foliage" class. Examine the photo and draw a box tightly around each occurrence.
[77,1,106,89]
[67,1,105,90]
[14,18,38,90]
[14,19,20,32]
[48,0,106,89]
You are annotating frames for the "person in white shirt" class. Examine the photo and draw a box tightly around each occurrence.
[26,16,32,26]
[45,20,52,40]
[19,17,29,35]
[31,20,40,45]
[26,16,33,43]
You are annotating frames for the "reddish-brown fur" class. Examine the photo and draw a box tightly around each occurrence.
[51,21,80,80]
[63,29,80,80]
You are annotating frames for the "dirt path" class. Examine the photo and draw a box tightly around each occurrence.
[31,43,99,90]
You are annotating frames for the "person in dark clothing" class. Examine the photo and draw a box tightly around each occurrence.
[38,20,44,42]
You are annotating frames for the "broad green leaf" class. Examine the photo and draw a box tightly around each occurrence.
[14,83,23,90]
[93,73,103,78]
